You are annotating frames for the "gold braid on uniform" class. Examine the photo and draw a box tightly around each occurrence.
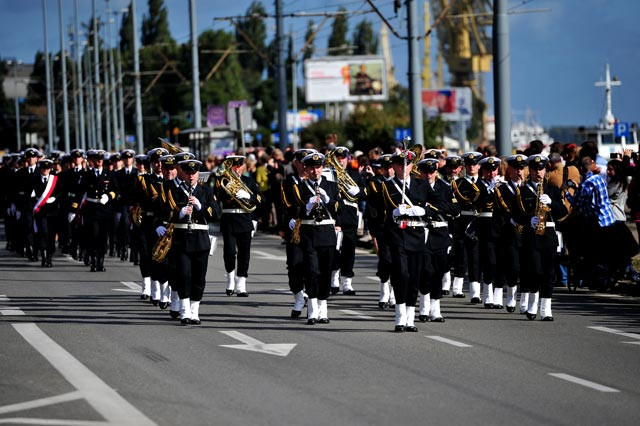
[495,186,511,214]
[452,179,480,204]
[167,189,179,212]
[381,182,397,209]
[139,175,147,192]
[292,182,306,208]
[280,181,292,208]
[515,186,533,215]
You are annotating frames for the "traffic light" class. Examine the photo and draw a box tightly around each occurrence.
[161,112,169,125]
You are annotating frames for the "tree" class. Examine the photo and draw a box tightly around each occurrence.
[328,8,350,56]
[352,19,378,55]
[141,0,173,46]
[119,2,133,53]
[302,20,315,63]
[235,1,267,92]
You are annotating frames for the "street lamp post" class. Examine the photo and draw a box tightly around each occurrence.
[8,60,22,150]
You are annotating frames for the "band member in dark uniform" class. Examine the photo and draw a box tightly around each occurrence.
[381,150,427,332]
[214,155,263,297]
[451,151,484,303]
[29,159,62,267]
[291,153,341,325]
[113,149,138,261]
[494,154,527,312]
[14,148,43,261]
[416,158,460,322]
[280,148,315,318]
[160,159,220,325]
[63,149,86,260]
[513,155,567,320]
[440,154,464,296]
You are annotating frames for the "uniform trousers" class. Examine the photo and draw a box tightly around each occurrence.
[422,248,447,300]
[332,226,357,277]
[464,236,481,282]
[117,206,132,251]
[300,236,333,300]
[389,246,422,306]
[34,215,57,253]
[495,235,521,289]
[285,241,305,294]
[375,236,392,283]
[86,214,109,258]
[172,250,208,301]
[138,225,154,277]
[521,238,555,298]
[222,228,252,277]
[478,239,497,284]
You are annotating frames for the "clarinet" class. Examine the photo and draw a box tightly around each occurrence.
[186,185,194,233]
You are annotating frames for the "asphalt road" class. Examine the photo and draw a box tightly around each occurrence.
[1,232,639,426]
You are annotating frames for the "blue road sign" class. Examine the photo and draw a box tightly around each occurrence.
[615,122,630,138]
[394,128,411,141]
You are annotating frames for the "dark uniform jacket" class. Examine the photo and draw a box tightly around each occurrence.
[494,180,523,247]
[14,166,39,213]
[280,172,303,239]
[424,178,460,251]
[336,168,365,229]
[365,174,387,238]
[381,176,428,251]
[57,167,84,215]
[215,174,263,233]
[292,177,341,248]
[135,173,164,227]
[114,167,139,209]
[28,172,62,218]
[76,168,119,220]
[451,175,481,238]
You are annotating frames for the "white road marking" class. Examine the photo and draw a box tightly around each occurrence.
[112,289,139,293]
[120,281,142,291]
[588,326,640,341]
[251,250,287,262]
[366,276,378,282]
[219,330,296,357]
[0,309,25,316]
[270,288,291,294]
[548,373,620,393]
[12,323,157,425]
[0,295,9,302]
[0,391,82,415]
[426,336,473,348]
[622,341,640,345]
[339,309,375,320]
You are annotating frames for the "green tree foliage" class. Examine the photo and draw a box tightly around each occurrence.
[141,0,173,46]
[119,2,134,53]
[300,119,345,150]
[352,19,378,55]
[328,8,350,56]
[236,1,267,92]
[302,20,315,63]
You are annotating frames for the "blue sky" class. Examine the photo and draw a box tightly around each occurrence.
[1,0,638,128]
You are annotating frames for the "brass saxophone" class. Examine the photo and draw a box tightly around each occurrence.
[152,223,174,262]
[132,205,143,227]
[534,180,551,235]
[291,219,301,244]
[215,159,256,212]
[325,149,359,202]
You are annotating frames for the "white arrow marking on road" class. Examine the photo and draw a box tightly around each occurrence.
[219,331,296,357]
[426,336,473,348]
[339,309,375,320]
[548,373,620,393]
[588,326,640,341]
[251,250,287,262]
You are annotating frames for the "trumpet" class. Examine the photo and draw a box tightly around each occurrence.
[325,149,359,202]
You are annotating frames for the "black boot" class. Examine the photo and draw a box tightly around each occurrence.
[90,256,97,272]
[83,251,90,266]
[46,251,53,268]
[97,256,106,272]
[120,246,127,261]
[40,250,46,267]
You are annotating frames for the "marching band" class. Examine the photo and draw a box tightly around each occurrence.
[0,138,588,330]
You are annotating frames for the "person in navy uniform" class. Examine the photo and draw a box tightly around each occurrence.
[62,149,86,260]
[29,159,62,267]
[280,148,316,318]
[513,154,567,321]
[14,148,44,260]
[214,155,263,297]
[416,158,460,322]
[75,149,119,272]
[160,159,220,325]
[440,154,464,297]
[113,149,138,261]
[381,150,428,332]
[291,152,341,325]
[493,154,527,313]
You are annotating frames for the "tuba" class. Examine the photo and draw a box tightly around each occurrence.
[534,180,551,235]
[151,223,174,262]
[409,144,424,177]
[325,149,359,202]
[215,159,256,212]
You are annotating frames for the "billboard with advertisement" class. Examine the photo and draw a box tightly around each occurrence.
[422,87,472,121]
[305,56,388,103]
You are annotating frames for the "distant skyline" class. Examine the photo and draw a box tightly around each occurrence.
[0,0,638,128]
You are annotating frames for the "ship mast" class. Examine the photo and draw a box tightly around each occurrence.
[595,63,621,129]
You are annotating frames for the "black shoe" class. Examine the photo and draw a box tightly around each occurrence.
[342,290,356,296]
[307,318,316,325]
[484,303,494,309]
[394,325,405,333]
[159,302,169,310]
[170,310,180,319]
[506,306,516,313]
[46,260,53,268]
[541,316,554,322]
[378,302,389,309]
[431,317,445,323]
[90,265,97,272]
[318,318,330,324]
[225,289,234,296]
[98,266,106,272]
[443,290,450,296]
[493,304,504,310]
[109,248,115,257]
[291,310,302,318]
[330,287,339,295]
[526,312,537,321]
[140,294,149,300]
[190,319,201,325]
[418,315,429,323]
[151,299,159,306]
[236,292,249,297]
[180,318,191,325]
[470,297,481,304]
[405,325,418,332]
[41,257,47,267]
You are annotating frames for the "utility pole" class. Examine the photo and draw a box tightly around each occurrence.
[86,48,96,149]
[102,24,112,152]
[74,0,86,150]
[43,0,54,152]
[69,25,79,149]
[275,0,288,148]
[493,0,511,157]
[406,0,424,147]
[291,27,298,150]
[115,13,126,150]
[93,0,103,149]
[189,0,202,129]
[10,61,21,150]
[107,0,119,151]
[131,0,144,152]
[58,0,71,152]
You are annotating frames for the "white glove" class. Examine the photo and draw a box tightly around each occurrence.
[252,220,258,231]
[179,206,191,219]
[306,197,320,215]
[46,196,56,204]
[317,187,330,203]
[191,197,202,210]
[288,218,296,230]
[406,206,426,217]
[347,185,360,196]
[156,226,167,237]
[68,213,76,223]
[9,203,16,215]
[15,210,21,221]
[99,193,109,205]
[236,189,251,200]
[539,194,551,205]
[531,216,540,228]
